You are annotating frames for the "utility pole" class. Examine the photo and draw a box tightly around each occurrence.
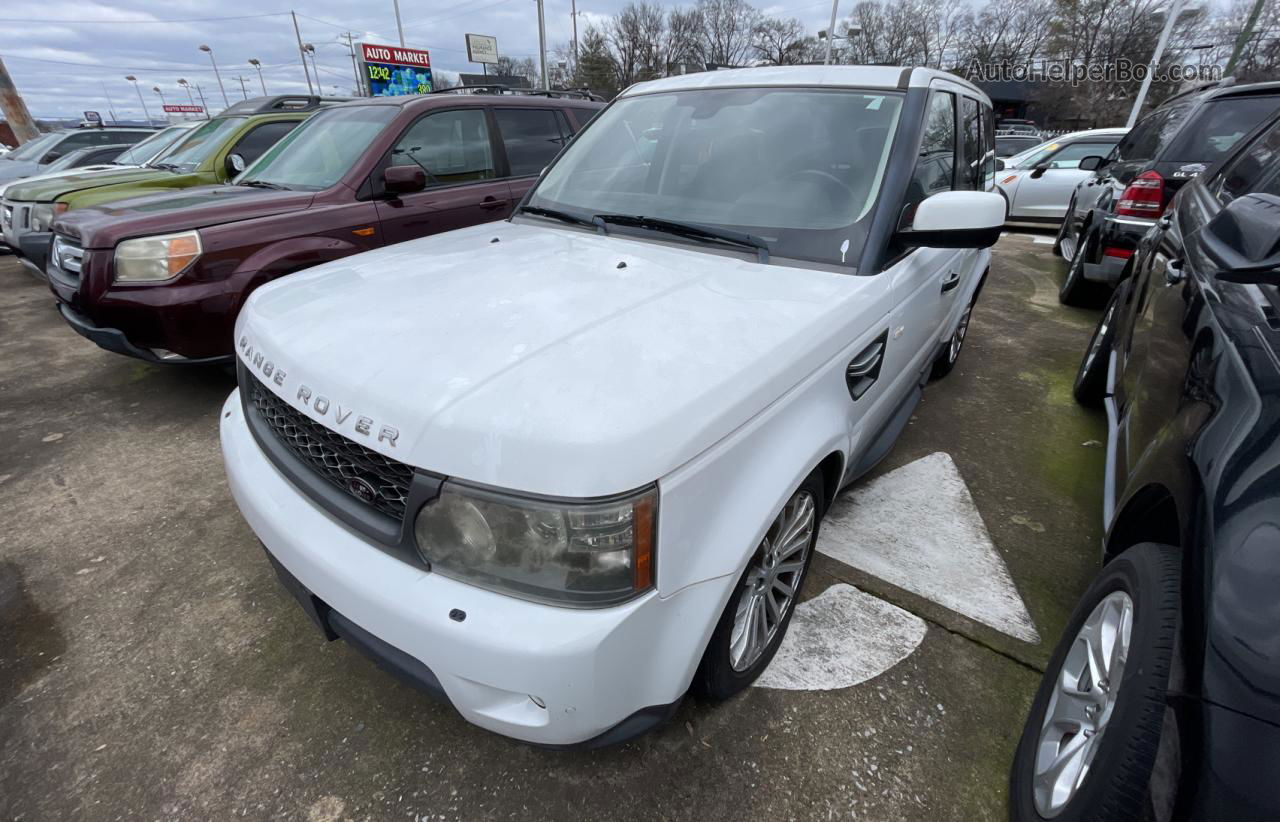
[824,0,840,65]
[341,33,364,96]
[0,54,40,143]
[536,0,549,89]
[571,0,580,65]
[392,0,405,46]
[292,11,315,94]
[125,75,152,126]
[1225,0,1265,76]
[1127,0,1186,128]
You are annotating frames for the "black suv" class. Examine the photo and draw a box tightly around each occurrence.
[1056,79,1280,305]
[1010,112,1280,822]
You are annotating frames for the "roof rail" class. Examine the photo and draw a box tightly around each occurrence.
[215,95,355,116]
[1158,76,1236,106]
[430,84,603,101]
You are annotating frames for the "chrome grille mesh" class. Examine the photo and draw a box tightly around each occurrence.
[246,375,413,521]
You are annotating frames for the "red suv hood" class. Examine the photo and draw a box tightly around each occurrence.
[56,184,316,249]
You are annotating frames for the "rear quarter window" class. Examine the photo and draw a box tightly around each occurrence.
[1161,95,1280,164]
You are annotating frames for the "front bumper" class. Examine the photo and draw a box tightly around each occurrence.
[56,303,228,365]
[220,390,723,746]
[15,231,52,280]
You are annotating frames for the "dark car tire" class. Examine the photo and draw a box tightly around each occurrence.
[693,469,825,701]
[1010,543,1180,822]
[1060,228,1105,307]
[1054,197,1076,257]
[1073,283,1124,407]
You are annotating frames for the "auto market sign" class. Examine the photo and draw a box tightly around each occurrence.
[162,104,204,113]
[360,43,433,96]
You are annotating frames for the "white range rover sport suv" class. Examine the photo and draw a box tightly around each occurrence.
[221,66,1004,747]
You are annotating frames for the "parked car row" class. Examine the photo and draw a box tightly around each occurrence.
[0,123,156,186]
[996,127,1129,223]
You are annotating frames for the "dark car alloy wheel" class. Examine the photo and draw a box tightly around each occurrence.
[1059,228,1101,306]
[1011,543,1180,822]
[694,470,824,699]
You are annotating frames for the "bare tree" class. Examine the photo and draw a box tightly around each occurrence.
[753,17,814,65]
[698,0,762,66]
[663,7,705,72]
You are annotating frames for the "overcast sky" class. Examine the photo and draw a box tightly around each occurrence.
[1,0,840,120]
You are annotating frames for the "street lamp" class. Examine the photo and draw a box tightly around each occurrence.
[152,85,166,106]
[199,44,230,108]
[819,22,862,65]
[177,78,195,105]
[303,44,321,92]
[248,58,268,95]
[125,75,152,125]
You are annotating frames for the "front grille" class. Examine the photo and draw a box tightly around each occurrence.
[246,375,414,521]
[51,236,84,279]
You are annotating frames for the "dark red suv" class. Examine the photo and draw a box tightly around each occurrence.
[47,91,602,364]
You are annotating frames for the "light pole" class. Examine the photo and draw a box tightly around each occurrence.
[192,83,210,118]
[1126,0,1191,128]
[152,86,166,106]
[571,0,582,65]
[99,81,121,124]
[125,75,152,125]
[248,59,267,95]
[392,0,405,46]
[819,23,861,65]
[232,76,250,100]
[177,78,195,105]
[199,44,230,108]
[304,44,321,93]
[535,0,549,90]
[823,0,841,64]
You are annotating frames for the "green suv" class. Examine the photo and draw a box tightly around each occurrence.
[3,96,345,277]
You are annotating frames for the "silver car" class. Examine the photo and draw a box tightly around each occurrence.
[995,128,1128,224]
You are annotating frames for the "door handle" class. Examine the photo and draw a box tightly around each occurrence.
[941,271,961,293]
[480,196,505,211]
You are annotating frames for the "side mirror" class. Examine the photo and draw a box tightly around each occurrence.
[995,158,1006,172]
[1029,162,1051,179]
[1078,155,1105,172]
[383,164,427,195]
[897,191,1005,249]
[226,153,247,176]
[42,151,64,163]
[1199,193,1280,284]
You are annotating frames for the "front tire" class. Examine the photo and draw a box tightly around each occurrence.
[931,287,979,380]
[1010,543,1180,822]
[693,470,825,700]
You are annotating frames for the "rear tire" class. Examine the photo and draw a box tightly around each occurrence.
[1073,284,1124,407]
[693,470,825,700]
[1010,543,1180,822]
[1060,228,1106,307]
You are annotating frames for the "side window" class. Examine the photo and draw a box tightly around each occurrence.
[1114,105,1190,164]
[391,108,495,187]
[1045,142,1118,169]
[46,132,103,158]
[494,108,567,177]
[901,90,957,228]
[104,131,148,145]
[1211,118,1280,203]
[230,121,298,166]
[982,104,996,188]
[960,96,982,190]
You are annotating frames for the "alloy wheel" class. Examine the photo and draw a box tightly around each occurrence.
[729,489,816,672]
[949,303,974,363]
[1033,591,1134,818]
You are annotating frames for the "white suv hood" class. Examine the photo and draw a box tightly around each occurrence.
[238,221,881,496]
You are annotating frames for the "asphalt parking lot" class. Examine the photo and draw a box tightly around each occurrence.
[0,232,1106,821]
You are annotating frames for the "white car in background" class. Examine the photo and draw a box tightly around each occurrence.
[221,65,1007,747]
[995,127,1128,224]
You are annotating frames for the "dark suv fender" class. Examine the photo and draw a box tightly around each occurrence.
[230,235,369,311]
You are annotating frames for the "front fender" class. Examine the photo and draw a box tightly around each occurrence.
[233,234,366,281]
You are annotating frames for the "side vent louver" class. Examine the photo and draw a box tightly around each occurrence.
[846,331,888,401]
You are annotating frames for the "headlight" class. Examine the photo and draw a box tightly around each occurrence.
[114,230,202,282]
[414,482,656,606]
[30,202,65,232]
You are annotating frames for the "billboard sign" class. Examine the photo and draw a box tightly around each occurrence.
[360,42,434,96]
[162,104,205,114]
[465,34,499,65]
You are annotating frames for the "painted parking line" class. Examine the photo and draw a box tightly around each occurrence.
[754,583,926,691]
[817,452,1041,644]
[1033,237,1056,245]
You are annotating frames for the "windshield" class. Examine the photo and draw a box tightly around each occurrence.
[115,126,191,165]
[44,149,95,172]
[239,105,397,190]
[4,132,61,162]
[526,88,903,267]
[158,117,244,171]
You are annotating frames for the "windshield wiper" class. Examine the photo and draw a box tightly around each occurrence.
[596,215,770,263]
[518,205,605,233]
[148,162,182,172]
[239,180,290,190]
